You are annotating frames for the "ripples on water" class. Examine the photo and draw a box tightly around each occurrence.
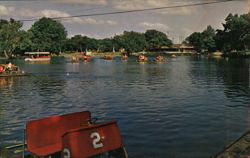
[0,56,249,158]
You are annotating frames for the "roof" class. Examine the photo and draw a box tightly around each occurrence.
[25,52,50,55]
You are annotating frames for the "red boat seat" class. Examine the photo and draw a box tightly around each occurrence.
[62,121,124,158]
[26,111,91,157]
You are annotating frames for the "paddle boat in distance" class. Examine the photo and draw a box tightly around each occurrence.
[155,55,165,63]
[103,55,113,60]
[171,54,177,58]
[121,54,128,61]
[71,55,80,63]
[3,111,128,158]
[138,54,148,63]
[25,52,51,62]
[83,55,92,62]
[0,64,30,77]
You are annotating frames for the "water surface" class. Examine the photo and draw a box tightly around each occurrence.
[0,56,249,158]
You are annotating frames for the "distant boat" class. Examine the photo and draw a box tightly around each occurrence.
[25,52,51,62]
[171,54,177,58]
[71,55,79,63]
[211,51,223,57]
[0,64,30,77]
[138,54,148,62]
[155,55,165,62]
[83,55,92,62]
[103,55,113,60]
[121,54,128,61]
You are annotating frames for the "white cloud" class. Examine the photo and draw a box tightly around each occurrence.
[112,0,195,15]
[40,10,70,18]
[0,5,118,26]
[0,5,14,16]
[39,10,118,25]
[139,22,170,32]
[106,20,118,25]
[248,0,250,12]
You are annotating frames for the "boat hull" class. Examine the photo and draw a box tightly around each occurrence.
[25,58,51,62]
[0,72,30,77]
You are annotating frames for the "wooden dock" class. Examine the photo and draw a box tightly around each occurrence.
[214,131,250,158]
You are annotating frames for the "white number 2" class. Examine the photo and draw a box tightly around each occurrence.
[63,148,70,158]
[91,132,103,149]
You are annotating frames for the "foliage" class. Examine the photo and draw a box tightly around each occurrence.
[113,31,147,53]
[97,38,113,52]
[29,17,67,53]
[216,13,250,52]
[0,19,23,58]
[185,32,203,52]
[14,31,33,55]
[186,25,216,52]
[145,30,172,50]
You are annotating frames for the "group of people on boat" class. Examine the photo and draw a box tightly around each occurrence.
[138,54,149,62]
[0,61,17,74]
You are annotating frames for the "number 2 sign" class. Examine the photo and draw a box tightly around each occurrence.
[91,132,104,149]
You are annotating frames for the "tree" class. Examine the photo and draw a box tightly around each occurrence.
[14,31,33,55]
[29,17,67,53]
[145,30,172,50]
[201,25,216,52]
[216,13,250,52]
[97,38,113,52]
[0,18,23,58]
[66,35,98,52]
[113,31,147,54]
[186,25,216,52]
[185,32,203,52]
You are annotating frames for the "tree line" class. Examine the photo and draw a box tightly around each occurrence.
[0,17,172,58]
[0,12,249,58]
[185,12,250,54]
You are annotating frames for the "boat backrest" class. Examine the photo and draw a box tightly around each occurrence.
[26,111,91,156]
[61,121,124,158]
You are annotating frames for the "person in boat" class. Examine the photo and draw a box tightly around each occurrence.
[5,61,14,72]
[121,53,128,60]
[83,53,91,62]
[155,54,164,62]
[138,54,148,62]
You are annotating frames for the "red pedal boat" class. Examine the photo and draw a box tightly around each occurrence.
[25,111,128,158]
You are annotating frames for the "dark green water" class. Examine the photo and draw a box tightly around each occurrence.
[0,56,249,158]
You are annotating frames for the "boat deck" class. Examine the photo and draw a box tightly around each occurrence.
[214,131,250,158]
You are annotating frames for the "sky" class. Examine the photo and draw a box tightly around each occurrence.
[0,0,249,43]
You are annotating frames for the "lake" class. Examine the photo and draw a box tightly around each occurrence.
[0,56,249,158]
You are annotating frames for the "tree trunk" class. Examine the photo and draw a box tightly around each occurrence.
[4,50,10,59]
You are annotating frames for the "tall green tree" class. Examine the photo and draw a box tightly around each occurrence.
[216,13,250,52]
[113,31,147,53]
[185,32,203,52]
[15,31,33,55]
[97,38,113,52]
[186,25,216,52]
[201,25,216,52]
[145,30,172,50]
[29,17,67,53]
[0,18,23,58]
